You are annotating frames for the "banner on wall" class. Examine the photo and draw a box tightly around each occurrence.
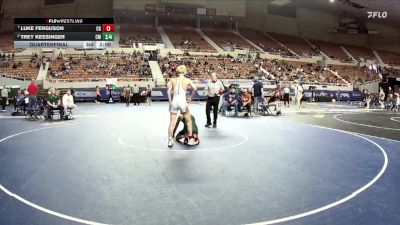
[74,87,363,102]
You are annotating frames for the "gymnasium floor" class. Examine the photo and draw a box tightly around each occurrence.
[0,102,399,225]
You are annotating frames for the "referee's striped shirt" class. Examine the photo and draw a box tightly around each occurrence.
[206,80,224,97]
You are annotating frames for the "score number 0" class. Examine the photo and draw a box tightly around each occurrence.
[95,24,114,32]
[102,24,114,32]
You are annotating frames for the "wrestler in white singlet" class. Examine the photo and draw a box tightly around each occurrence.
[170,77,188,113]
[167,65,197,147]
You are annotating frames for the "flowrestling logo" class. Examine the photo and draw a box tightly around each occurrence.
[367,11,388,19]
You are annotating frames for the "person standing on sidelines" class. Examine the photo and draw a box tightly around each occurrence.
[365,90,371,109]
[294,81,303,109]
[252,77,263,112]
[123,85,132,107]
[283,84,290,107]
[146,84,152,106]
[395,92,400,111]
[205,73,225,128]
[27,79,38,109]
[95,86,101,103]
[132,84,140,106]
[379,87,385,109]
[1,85,8,112]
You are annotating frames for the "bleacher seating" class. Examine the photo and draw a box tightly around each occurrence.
[344,45,376,62]
[0,32,25,53]
[309,39,351,62]
[259,59,345,85]
[377,50,400,66]
[329,65,380,84]
[48,55,152,81]
[268,32,315,58]
[160,55,345,85]
[0,59,40,80]
[239,29,293,56]
[160,55,259,79]
[119,25,163,47]
[202,29,256,51]
[381,67,400,78]
[163,27,215,52]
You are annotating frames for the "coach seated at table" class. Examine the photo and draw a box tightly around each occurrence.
[222,85,240,115]
[46,87,64,120]
[62,88,77,113]
[239,89,252,115]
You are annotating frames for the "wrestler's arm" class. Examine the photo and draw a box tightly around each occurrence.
[167,79,173,105]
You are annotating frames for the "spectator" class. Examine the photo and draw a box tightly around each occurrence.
[267,90,282,114]
[27,79,38,109]
[123,85,132,107]
[294,81,303,109]
[14,89,25,111]
[283,84,290,107]
[106,84,113,103]
[395,93,400,111]
[70,87,76,102]
[379,87,385,109]
[240,89,252,115]
[252,78,263,110]
[222,85,239,115]
[268,91,280,104]
[146,84,152,106]
[1,85,8,112]
[95,86,100,103]
[62,89,77,115]
[46,88,64,120]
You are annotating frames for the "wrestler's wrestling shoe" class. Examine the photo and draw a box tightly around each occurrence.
[168,137,175,148]
[184,136,199,146]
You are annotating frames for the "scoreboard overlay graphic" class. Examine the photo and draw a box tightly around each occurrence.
[14,18,116,49]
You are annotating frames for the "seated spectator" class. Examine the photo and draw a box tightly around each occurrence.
[239,89,252,114]
[268,91,280,104]
[266,91,282,114]
[46,87,64,120]
[222,85,240,115]
[14,89,26,111]
[62,89,77,113]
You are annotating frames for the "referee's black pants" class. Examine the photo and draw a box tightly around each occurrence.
[206,96,220,125]
[1,97,6,110]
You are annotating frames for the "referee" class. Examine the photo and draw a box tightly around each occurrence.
[205,73,225,128]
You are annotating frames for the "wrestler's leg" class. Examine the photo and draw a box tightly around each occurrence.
[168,112,178,147]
